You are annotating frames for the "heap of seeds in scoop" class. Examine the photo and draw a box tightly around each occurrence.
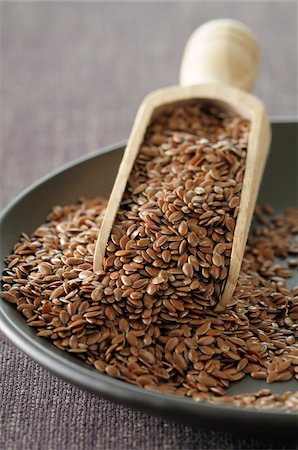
[105,104,249,309]
[1,103,298,410]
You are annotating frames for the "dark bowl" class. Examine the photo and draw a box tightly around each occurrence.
[1,120,297,436]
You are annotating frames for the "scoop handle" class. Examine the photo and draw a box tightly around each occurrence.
[180,19,259,92]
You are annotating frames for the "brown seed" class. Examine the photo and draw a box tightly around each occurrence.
[229,196,240,209]
[105,306,116,321]
[251,371,267,379]
[185,338,197,348]
[37,329,53,337]
[156,236,168,247]
[139,349,155,365]
[38,262,52,275]
[213,243,226,255]
[130,291,143,300]
[161,250,171,263]
[198,372,218,388]
[0,291,17,303]
[151,276,164,285]
[114,287,123,301]
[4,106,298,411]
[198,336,215,346]
[127,331,138,347]
[178,221,188,236]
[187,232,199,247]
[171,299,184,311]
[137,375,157,386]
[94,360,107,372]
[68,319,84,329]
[165,337,179,353]
[169,211,184,223]
[275,359,291,373]
[212,253,224,267]
[225,216,235,232]
[91,287,103,302]
[143,334,152,346]
[69,335,79,348]
[66,257,84,265]
[237,358,248,371]
[276,371,293,382]
[87,332,100,345]
[50,286,64,300]
[188,349,199,364]
[119,318,129,334]
[182,263,194,278]
[189,254,200,270]
[121,275,132,286]
[173,353,188,371]
[196,322,211,336]
[41,301,52,314]
[137,238,150,248]
[105,365,120,377]
[78,270,93,280]
[122,288,134,297]
[146,283,157,296]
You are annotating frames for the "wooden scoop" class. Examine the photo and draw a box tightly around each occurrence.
[94,19,271,310]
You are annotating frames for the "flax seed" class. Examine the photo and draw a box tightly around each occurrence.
[182,263,194,278]
[2,104,298,411]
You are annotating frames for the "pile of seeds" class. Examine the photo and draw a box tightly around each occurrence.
[1,103,298,411]
[1,199,297,409]
[105,103,249,309]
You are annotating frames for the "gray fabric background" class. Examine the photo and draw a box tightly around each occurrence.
[0,2,297,449]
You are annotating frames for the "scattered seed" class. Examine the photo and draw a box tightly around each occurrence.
[2,103,298,411]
